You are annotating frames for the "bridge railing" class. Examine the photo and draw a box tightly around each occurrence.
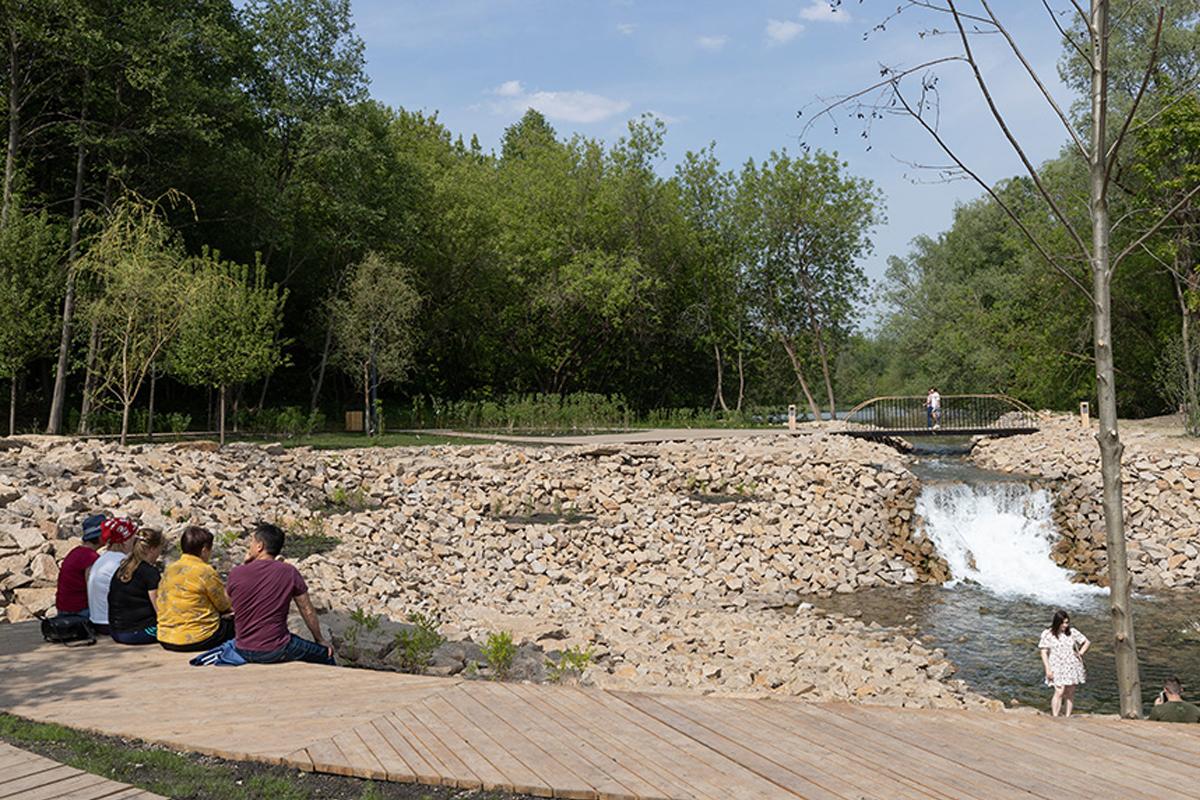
[842,394,1038,432]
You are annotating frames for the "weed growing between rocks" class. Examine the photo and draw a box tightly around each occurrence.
[392,611,446,673]
[546,645,594,683]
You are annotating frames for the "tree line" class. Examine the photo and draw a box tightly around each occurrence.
[1,0,1197,441]
[0,0,887,438]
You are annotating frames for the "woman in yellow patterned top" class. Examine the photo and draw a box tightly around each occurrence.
[157,526,235,652]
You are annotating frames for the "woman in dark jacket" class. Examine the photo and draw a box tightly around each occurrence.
[107,528,165,645]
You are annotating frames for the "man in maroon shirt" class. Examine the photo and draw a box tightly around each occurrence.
[227,522,334,665]
[54,514,106,617]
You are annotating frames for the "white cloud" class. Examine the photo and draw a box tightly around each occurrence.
[696,34,727,51]
[524,90,631,123]
[765,18,804,45]
[799,1,852,23]
[616,22,636,35]
[488,82,631,124]
[493,80,523,97]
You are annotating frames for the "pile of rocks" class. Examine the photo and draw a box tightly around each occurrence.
[973,415,1200,589]
[0,433,987,709]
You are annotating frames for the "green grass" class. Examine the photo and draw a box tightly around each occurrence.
[276,432,503,449]
[0,713,524,800]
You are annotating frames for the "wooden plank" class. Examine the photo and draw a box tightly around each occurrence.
[844,705,1167,800]
[775,703,1025,800]
[303,736,357,777]
[666,695,933,800]
[450,684,597,800]
[592,690,784,800]
[371,716,443,786]
[421,689,552,796]
[493,683,660,800]
[0,765,82,799]
[351,718,418,783]
[37,776,139,800]
[537,688,725,800]
[392,705,488,789]
[330,730,389,781]
[614,692,834,800]
[947,708,1200,794]
[6,773,117,800]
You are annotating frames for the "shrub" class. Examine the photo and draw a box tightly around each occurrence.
[546,644,595,683]
[392,611,445,674]
[482,630,516,680]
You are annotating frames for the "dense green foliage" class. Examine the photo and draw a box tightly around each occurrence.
[1,0,1197,434]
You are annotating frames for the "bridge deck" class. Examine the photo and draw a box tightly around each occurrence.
[2,624,1196,799]
[840,426,1038,439]
[0,741,166,799]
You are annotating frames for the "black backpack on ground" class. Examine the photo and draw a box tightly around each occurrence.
[40,613,97,647]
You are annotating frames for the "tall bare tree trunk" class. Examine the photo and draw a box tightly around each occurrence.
[47,100,88,435]
[712,342,729,412]
[146,368,156,440]
[1089,0,1140,719]
[2,31,20,228]
[7,379,15,436]
[736,348,745,412]
[218,384,226,447]
[778,336,822,422]
[310,322,334,415]
[811,321,837,418]
[119,400,130,447]
[78,319,99,433]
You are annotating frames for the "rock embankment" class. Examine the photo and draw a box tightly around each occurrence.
[973,415,1200,589]
[0,434,984,709]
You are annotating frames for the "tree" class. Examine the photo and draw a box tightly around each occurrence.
[80,194,191,445]
[809,0,1199,717]
[330,252,420,435]
[169,252,288,445]
[0,205,60,434]
[736,150,882,420]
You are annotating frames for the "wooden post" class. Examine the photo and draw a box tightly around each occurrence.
[787,404,797,432]
[1079,401,1090,427]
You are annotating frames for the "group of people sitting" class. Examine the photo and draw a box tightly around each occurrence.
[53,515,335,665]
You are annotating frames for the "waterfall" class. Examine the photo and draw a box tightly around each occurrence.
[916,480,1107,603]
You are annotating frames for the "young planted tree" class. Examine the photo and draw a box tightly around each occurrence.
[168,252,288,445]
[736,150,881,420]
[80,195,191,445]
[330,252,420,435]
[810,0,1200,716]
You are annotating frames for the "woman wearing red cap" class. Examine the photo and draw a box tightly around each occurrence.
[85,518,138,634]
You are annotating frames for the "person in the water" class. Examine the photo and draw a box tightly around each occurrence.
[1038,609,1089,717]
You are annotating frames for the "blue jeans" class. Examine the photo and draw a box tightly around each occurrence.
[237,634,335,666]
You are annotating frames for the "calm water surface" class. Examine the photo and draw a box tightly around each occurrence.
[806,584,1200,714]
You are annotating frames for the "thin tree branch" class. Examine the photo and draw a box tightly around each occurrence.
[1114,184,1200,271]
[799,56,966,140]
[1044,0,1090,61]
[1104,6,1165,195]
[946,0,1092,260]
[980,0,1088,160]
[892,88,1095,302]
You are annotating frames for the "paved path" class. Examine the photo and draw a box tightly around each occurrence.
[0,741,164,799]
[419,427,803,446]
[2,623,1198,799]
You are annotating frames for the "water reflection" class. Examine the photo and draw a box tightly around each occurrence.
[806,584,1200,714]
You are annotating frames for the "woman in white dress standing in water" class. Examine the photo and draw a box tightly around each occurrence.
[1039,609,1090,716]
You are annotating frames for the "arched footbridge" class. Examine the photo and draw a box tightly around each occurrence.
[839,394,1039,440]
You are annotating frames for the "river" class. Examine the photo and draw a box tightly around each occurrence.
[805,452,1200,714]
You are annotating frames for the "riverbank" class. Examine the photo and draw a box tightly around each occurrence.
[0,434,988,709]
[973,414,1200,589]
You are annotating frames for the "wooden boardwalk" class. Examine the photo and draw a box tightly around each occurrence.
[0,742,164,799]
[2,622,1198,799]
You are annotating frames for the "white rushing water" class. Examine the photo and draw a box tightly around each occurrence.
[916,481,1107,604]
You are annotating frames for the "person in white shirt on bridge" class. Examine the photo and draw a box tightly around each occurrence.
[925,388,942,429]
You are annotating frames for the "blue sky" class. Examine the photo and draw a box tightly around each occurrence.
[349,1,1075,290]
